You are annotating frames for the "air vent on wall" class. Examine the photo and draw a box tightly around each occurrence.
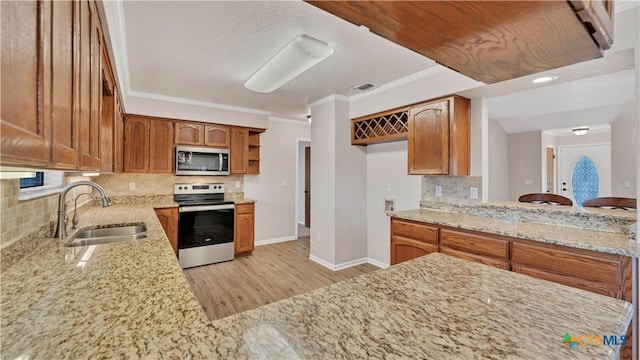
[351,82,377,92]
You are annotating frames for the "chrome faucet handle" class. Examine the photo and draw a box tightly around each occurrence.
[71,192,97,230]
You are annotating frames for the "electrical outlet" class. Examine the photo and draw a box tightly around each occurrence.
[235,181,240,188]
[435,186,442,197]
[624,181,631,188]
[524,180,534,185]
[316,233,321,243]
[470,187,479,199]
[129,182,136,191]
[386,183,392,192]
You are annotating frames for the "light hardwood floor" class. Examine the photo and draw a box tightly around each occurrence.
[183,237,379,321]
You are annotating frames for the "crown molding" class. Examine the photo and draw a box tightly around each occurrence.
[308,94,350,108]
[128,90,271,116]
[269,116,311,126]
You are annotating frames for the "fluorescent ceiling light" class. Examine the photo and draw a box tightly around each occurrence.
[532,75,558,84]
[572,127,589,136]
[244,35,333,93]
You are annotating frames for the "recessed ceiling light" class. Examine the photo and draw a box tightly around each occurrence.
[531,75,558,84]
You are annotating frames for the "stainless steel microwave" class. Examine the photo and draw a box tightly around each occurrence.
[175,146,230,176]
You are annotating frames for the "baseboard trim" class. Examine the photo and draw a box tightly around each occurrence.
[255,236,297,247]
[335,257,369,271]
[366,258,390,269]
[308,255,390,271]
[308,254,335,270]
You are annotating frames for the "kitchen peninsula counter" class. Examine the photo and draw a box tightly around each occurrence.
[388,207,640,257]
[1,202,633,359]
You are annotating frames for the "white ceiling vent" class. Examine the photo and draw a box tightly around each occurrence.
[351,82,377,92]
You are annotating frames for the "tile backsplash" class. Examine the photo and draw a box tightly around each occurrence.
[421,176,483,205]
[94,173,243,197]
[0,173,244,250]
[0,176,93,248]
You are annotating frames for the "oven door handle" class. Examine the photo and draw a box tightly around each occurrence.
[179,204,235,212]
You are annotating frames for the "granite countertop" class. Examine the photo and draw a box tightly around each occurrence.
[389,208,640,257]
[1,202,633,359]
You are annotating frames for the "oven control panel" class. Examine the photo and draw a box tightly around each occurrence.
[174,183,225,195]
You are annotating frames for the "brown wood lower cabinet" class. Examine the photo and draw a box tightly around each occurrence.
[511,239,631,301]
[234,203,255,254]
[390,219,438,265]
[390,217,633,359]
[511,239,633,360]
[155,207,178,256]
[440,229,510,270]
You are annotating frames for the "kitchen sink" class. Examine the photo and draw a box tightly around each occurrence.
[65,224,147,247]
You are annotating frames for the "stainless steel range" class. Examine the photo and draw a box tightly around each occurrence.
[174,183,235,269]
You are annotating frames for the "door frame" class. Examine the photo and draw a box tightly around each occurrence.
[557,142,611,203]
[544,146,556,194]
[294,138,311,239]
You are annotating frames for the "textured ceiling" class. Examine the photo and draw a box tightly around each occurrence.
[112,1,637,126]
[121,1,437,120]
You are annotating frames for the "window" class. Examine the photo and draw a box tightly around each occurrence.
[19,172,44,189]
[19,171,64,200]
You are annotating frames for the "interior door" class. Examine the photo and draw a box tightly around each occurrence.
[546,147,555,193]
[305,146,311,228]
[558,144,611,205]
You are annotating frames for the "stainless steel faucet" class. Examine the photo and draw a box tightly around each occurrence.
[55,181,112,239]
[71,192,97,230]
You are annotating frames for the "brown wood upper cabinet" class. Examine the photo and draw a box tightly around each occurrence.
[175,122,230,148]
[1,0,117,171]
[175,122,204,146]
[307,1,613,84]
[230,127,263,174]
[408,95,470,176]
[1,1,51,167]
[230,128,249,174]
[78,0,102,170]
[123,115,174,173]
[205,125,231,147]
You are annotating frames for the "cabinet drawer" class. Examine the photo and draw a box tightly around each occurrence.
[512,264,621,299]
[391,236,438,265]
[440,249,510,270]
[511,241,622,285]
[391,219,438,244]
[440,229,509,260]
[235,203,254,215]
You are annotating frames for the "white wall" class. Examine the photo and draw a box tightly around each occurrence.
[309,99,337,264]
[124,94,270,129]
[349,67,482,264]
[334,100,367,265]
[488,119,509,201]
[611,116,638,198]
[309,96,367,268]
[508,131,542,201]
[297,140,311,224]
[366,141,421,267]
[470,98,485,177]
[244,119,310,243]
